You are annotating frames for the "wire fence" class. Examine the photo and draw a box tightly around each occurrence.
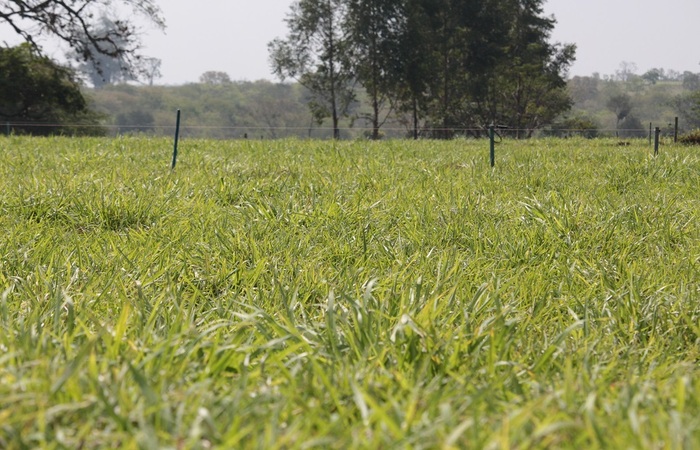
[1,120,684,142]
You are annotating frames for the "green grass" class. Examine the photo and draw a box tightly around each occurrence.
[0,136,699,449]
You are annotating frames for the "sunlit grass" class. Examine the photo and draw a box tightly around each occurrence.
[0,135,699,448]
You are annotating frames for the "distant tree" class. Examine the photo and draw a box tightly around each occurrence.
[682,72,700,91]
[671,90,700,130]
[269,0,356,139]
[642,68,663,85]
[665,69,682,81]
[115,109,155,134]
[0,44,103,135]
[243,81,309,138]
[618,115,645,138]
[547,115,599,138]
[606,93,633,132]
[141,57,163,86]
[0,0,164,78]
[199,71,232,85]
[615,61,638,82]
[69,16,136,88]
[625,75,647,95]
[568,76,599,105]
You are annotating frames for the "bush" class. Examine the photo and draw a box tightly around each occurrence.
[679,129,700,145]
[546,115,599,138]
[619,115,646,139]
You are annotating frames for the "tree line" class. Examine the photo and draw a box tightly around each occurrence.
[3,0,700,140]
[268,0,576,139]
[82,69,700,140]
[559,66,700,139]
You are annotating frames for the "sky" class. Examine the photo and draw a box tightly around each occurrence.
[2,0,699,85]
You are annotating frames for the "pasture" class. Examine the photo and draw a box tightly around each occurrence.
[0,136,699,448]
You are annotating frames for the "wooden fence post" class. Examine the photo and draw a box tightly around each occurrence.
[654,127,661,156]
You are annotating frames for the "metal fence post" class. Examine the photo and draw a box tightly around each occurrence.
[489,125,495,168]
[171,110,181,170]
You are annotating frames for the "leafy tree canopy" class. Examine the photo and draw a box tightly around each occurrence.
[269,0,357,139]
[199,71,233,85]
[0,0,164,78]
[270,0,575,139]
[0,44,103,135]
[67,16,161,88]
[606,93,633,128]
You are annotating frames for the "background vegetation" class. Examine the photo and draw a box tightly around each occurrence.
[3,0,578,139]
[3,58,698,140]
[3,0,699,140]
[565,67,700,138]
[73,67,699,140]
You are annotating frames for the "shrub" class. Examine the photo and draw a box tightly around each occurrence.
[679,129,700,145]
[546,115,599,138]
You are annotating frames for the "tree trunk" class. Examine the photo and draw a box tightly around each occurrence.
[372,86,380,140]
[332,107,340,139]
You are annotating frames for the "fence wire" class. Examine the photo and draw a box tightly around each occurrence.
[1,120,679,141]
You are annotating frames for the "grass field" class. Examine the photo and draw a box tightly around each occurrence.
[0,136,699,449]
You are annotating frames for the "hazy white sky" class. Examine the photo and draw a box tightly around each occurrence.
[2,0,699,84]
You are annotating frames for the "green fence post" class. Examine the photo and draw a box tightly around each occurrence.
[489,125,495,168]
[171,110,181,170]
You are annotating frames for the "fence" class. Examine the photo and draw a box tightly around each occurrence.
[1,117,685,142]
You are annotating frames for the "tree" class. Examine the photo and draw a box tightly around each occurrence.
[0,0,164,78]
[606,93,633,133]
[243,81,310,139]
[69,16,136,88]
[568,76,599,105]
[269,0,356,139]
[199,71,233,85]
[270,0,573,139]
[618,115,645,138]
[0,44,103,135]
[141,57,163,86]
[115,109,155,134]
[671,90,700,130]
[345,0,405,139]
[682,72,700,91]
[471,0,575,137]
[642,68,663,85]
[392,0,573,138]
[547,115,599,138]
[69,16,163,88]
[393,0,433,139]
[615,61,638,82]
[416,0,504,137]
